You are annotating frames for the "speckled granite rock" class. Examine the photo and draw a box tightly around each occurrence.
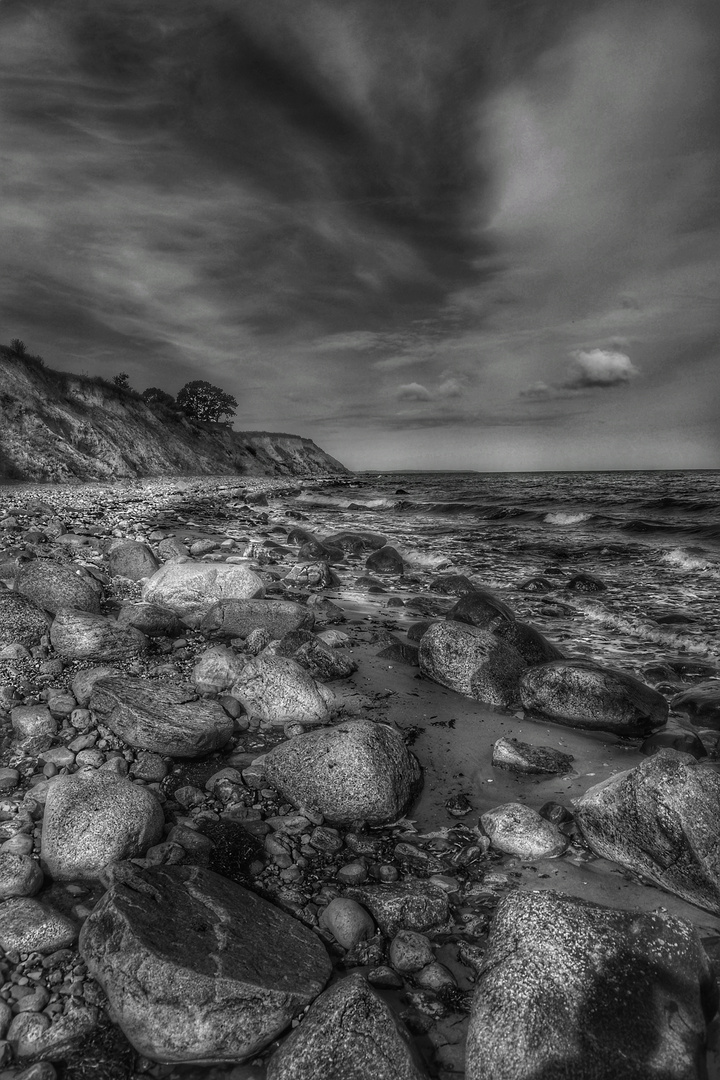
[418,621,525,708]
[142,561,265,627]
[15,560,101,615]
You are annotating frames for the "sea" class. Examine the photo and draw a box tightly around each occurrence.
[293,469,720,676]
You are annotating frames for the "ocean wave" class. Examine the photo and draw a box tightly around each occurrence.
[660,547,716,572]
[568,597,719,658]
[544,511,592,525]
[640,496,717,512]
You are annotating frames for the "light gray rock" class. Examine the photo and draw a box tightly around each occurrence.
[90,676,234,758]
[344,881,449,938]
[0,897,77,953]
[108,541,159,581]
[318,898,375,950]
[11,705,57,744]
[466,890,717,1080]
[230,655,334,728]
[71,665,117,707]
[266,974,428,1080]
[263,719,421,825]
[492,737,574,775]
[388,930,435,973]
[519,660,668,736]
[7,1002,97,1062]
[50,609,147,660]
[418,621,525,708]
[191,646,246,695]
[0,591,48,648]
[141,561,265,627]
[0,853,43,899]
[16,560,102,615]
[283,562,338,588]
[575,749,720,914]
[481,803,569,859]
[198,598,315,639]
[41,771,164,881]
[79,864,331,1064]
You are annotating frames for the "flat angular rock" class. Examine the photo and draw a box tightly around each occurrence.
[79,864,331,1064]
[481,803,569,859]
[198,598,314,639]
[284,561,338,588]
[230,655,334,727]
[418,621,525,708]
[466,890,717,1080]
[519,660,668,736]
[0,897,77,953]
[141,561,265,627]
[447,589,515,631]
[344,881,449,937]
[108,541,159,581]
[0,591,48,648]
[16,559,102,615]
[492,737,574,775]
[90,676,234,757]
[50,609,147,660]
[263,719,421,825]
[575,749,720,914]
[41,771,164,881]
[266,973,428,1080]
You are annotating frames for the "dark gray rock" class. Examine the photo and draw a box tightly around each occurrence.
[90,676,234,758]
[418,621,526,708]
[323,531,387,554]
[16,560,101,615]
[230,655,334,727]
[566,572,607,592]
[492,737,574,774]
[291,638,358,680]
[50,609,147,660]
[79,864,331,1064]
[519,660,668,736]
[263,719,421,825]
[116,601,183,637]
[141,561,265,627]
[671,683,720,727]
[41,771,164,881]
[0,591,48,648]
[466,889,717,1080]
[446,589,515,631]
[198,598,315,639]
[266,974,428,1080]
[344,880,449,937]
[575,749,720,914]
[365,546,405,576]
[428,574,478,596]
[493,620,564,666]
[108,541,159,581]
[297,539,344,564]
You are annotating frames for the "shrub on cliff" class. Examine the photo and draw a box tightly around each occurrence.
[177,380,238,424]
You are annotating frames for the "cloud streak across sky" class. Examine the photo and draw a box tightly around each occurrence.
[0,0,719,470]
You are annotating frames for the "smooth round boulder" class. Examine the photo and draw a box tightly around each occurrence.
[418,621,526,708]
[0,897,78,954]
[50,609,147,660]
[198,598,314,640]
[0,591,48,648]
[90,676,234,758]
[79,864,331,1064]
[263,719,421,825]
[365,546,405,576]
[230,655,334,728]
[575,749,720,914]
[108,541,159,581]
[266,974,427,1080]
[15,560,101,615]
[41,771,164,881]
[480,803,569,859]
[446,589,515,631]
[0,853,43,898]
[141,561,265,627]
[318,898,375,950]
[519,660,668,736]
[466,890,717,1080]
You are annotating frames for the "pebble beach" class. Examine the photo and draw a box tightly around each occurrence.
[0,470,718,1080]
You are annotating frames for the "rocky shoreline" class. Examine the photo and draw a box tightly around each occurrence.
[0,474,718,1079]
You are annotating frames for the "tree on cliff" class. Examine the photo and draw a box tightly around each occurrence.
[10,339,27,357]
[142,387,176,408]
[112,372,130,389]
[176,380,238,424]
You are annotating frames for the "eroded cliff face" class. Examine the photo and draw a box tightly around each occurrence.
[0,354,349,482]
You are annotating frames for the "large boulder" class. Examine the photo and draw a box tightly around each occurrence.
[79,864,331,1064]
[191,646,246,696]
[365,546,405,576]
[90,677,234,758]
[230,655,334,727]
[116,602,183,637]
[198,598,314,640]
[50,609,148,660]
[418,621,525,708]
[519,660,668,736]
[41,771,164,881]
[0,590,48,648]
[263,719,421,825]
[323,531,387,554]
[16,559,101,615]
[465,890,717,1080]
[266,973,428,1080]
[575,749,720,914]
[446,589,515,631]
[671,684,720,727]
[493,620,564,666]
[108,541,159,581]
[141,561,265,627]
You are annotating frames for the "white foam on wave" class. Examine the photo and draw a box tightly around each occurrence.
[660,547,714,572]
[399,548,453,570]
[544,511,591,525]
[568,597,718,658]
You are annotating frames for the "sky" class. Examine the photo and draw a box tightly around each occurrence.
[1,0,719,472]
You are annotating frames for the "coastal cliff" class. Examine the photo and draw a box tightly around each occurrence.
[0,351,348,482]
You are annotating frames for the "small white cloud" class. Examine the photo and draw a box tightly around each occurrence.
[396,382,433,401]
[437,377,463,398]
[567,349,639,387]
